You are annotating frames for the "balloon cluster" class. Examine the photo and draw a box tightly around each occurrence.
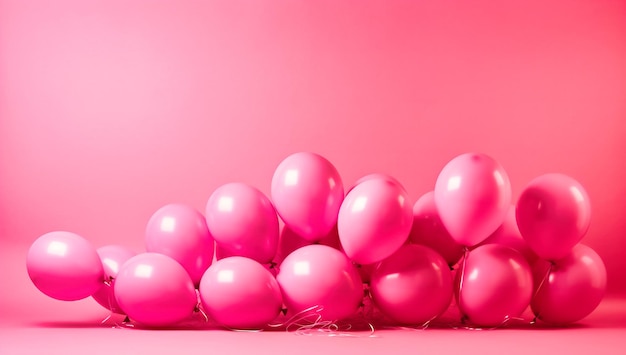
[26,152,607,330]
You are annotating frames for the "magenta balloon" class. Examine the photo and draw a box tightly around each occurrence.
[273,225,341,266]
[409,191,464,266]
[479,206,538,265]
[456,244,533,327]
[531,244,606,325]
[145,203,214,285]
[371,245,453,325]
[206,183,279,264]
[91,245,136,314]
[434,153,512,247]
[516,173,591,261]
[26,231,104,301]
[276,245,363,321]
[271,152,344,242]
[338,178,413,264]
[114,253,197,327]
[199,257,283,329]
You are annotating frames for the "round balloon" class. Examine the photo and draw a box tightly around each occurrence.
[277,244,363,321]
[479,206,537,265]
[370,245,453,325]
[199,257,283,329]
[271,152,344,242]
[206,183,279,264]
[409,191,464,266]
[434,153,511,247]
[531,244,606,325]
[338,177,413,264]
[516,173,591,261]
[456,244,533,327]
[114,253,197,327]
[27,231,104,301]
[91,245,136,314]
[145,203,214,286]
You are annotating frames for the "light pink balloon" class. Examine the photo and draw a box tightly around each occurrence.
[516,173,591,261]
[145,203,214,286]
[27,231,104,301]
[206,183,279,264]
[409,191,464,266]
[434,153,512,247]
[199,256,283,329]
[91,245,136,314]
[114,253,197,327]
[273,224,341,266]
[371,245,453,325]
[479,206,538,265]
[531,244,606,325]
[338,177,413,264]
[271,152,344,242]
[277,245,363,321]
[456,244,533,327]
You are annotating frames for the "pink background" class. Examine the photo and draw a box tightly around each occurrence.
[1,1,625,352]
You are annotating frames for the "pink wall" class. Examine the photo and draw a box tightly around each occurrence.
[1,0,625,295]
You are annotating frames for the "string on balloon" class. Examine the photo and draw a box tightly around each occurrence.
[457,247,470,325]
[267,305,375,337]
[530,261,555,325]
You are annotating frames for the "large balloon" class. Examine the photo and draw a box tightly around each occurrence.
[516,174,591,261]
[271,152,344,242]
[338,177,413,264]
[206,183,279,264]
[456,244,533,327]
[409,191,464,266]
[199,257,283,329]
[114,253,197,327]
[27,231,104,301]
[145,204,214,286]
[277,245,362,321]
[479,206,537,265]
[370,245,453,325]
[531,244,606,325]
[91,245,136,314]
[434,153,511,247]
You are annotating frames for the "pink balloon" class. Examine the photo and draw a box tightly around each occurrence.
[273,224,341,266]
[271,152,344,242]
[338,177,413,264]
[206,183,279,264]
[409,191,464,266]
[479,206,538,265]
[114,253,197,327]
[516,173,591,261]
[145,204,214,285]
[456,244,533,327]
[199,257,283,329]
[277,245,363,321]
[531,244,606,325]
[27,231,104,301]
[434,153,512,247]
[91,245,136,314]
[370,245,453,325]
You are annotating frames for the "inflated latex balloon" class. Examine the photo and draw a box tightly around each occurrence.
[338,177,413,264]
[273,225,341,266]
[434,153,511,247]
[27,231,104,301]
[206,183,279,264]
[479,206,537,265]
[409,191,464,266]
[145,204,214,285]
[271,152,344,242]
[199,257,283,329]
[370,245,453,325]
[114,253,197,327]
[456,244,533,327]
[531,244,606,325]
[91,245,136,313]
[277,245,362,321]
[516,173,591,261]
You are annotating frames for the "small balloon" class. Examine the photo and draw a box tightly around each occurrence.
[479,206,538,265]
[27,231,104,301]
[516,173,591,261]
[271,152,344,242]
[114,253,197,327]
[199,257,283,329]
[91,245,136,314]
[434,153,512,247]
